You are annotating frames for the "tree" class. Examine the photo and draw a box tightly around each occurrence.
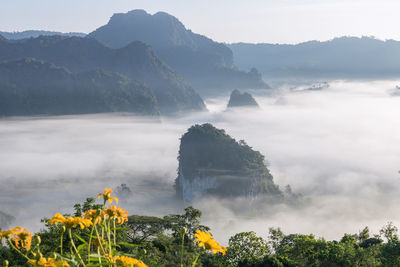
[226,231,269,266]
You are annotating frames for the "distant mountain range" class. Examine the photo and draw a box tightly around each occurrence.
[0,30,86,40]
[0,35,205,115]
[229,37,400,79]
[0,10,273,117]
[0,58,159,116]
[88,10,268,92]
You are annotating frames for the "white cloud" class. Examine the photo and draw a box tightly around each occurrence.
[1,80,400,243]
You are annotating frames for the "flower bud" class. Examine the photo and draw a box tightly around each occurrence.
[61,226,66,233]
[35,235,41,245]
[3,260,9,267]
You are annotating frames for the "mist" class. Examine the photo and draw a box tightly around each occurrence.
[1,80,400,244]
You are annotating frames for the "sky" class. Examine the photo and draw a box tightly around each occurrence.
[1,0,400,44]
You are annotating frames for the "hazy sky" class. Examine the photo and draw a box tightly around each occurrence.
[1,0,400,44]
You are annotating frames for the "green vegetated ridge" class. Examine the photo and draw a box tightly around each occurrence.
[88,9,269,93]
[176,123,282,201]
[0,34,205,115]
[0,58,159,116]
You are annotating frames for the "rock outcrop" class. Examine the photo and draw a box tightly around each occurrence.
[227,90,259,108]
[175,123,282,202]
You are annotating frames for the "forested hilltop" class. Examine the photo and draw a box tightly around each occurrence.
[0,58,159,116]
[89,9,269,93]
[176,123,282,202]
[0,34,205,115]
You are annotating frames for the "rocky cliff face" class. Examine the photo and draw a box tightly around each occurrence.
[175,123,282,202]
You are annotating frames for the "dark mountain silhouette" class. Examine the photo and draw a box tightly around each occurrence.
[229,37,400,79]
[0,30,86,40]
[227,90,259,108]
[88,9,269,93]
[0,35,205,114]
[0,58,159,116]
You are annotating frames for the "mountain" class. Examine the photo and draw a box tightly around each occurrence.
[229,37,400,79]
[88,10,269,93]
[227,90,259,108]
[0,58,159,116]
[175,123,282,202]
[0,30,86,40]
[0,35,205,114]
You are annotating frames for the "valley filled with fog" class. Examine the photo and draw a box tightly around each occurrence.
[1,80,400,244]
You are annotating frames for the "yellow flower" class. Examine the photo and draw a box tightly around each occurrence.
[47,213,66,225]
[109,255,148,267]
[12,228,32,251]
[98,188,119,204]
[27,257,69,267]
[101,205,128,225]
[83,209,102,225]
[114,206,129,224]
[194,230,227,255]
[0,227,23,240]
[48,213,92,229]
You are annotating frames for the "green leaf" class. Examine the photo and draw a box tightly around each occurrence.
[77,243,87,252]
[74,233,88,244]
[118,242,140,248]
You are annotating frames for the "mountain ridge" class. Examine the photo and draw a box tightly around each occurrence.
[0,35,206,114]
[229,36,400,78]
[0,58,159,116]
[0,30,86,40]
[88,9,269,93]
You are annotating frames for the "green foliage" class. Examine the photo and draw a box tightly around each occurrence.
[226,231,269,266]
[2,195,400,266]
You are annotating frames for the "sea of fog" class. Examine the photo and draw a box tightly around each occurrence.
[1,80,400,244]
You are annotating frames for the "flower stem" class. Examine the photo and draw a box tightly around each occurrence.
[60,231,64,255]
[113,219,116,246]
[94,225,106,255]
[192,254,200,267]
[68,228,86,266]
[107,220,112,254]
[180,231,185,267]
[7,239,29,260]
[87,224,95,263]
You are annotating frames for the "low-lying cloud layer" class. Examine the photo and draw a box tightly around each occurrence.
[1,80,400,243]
